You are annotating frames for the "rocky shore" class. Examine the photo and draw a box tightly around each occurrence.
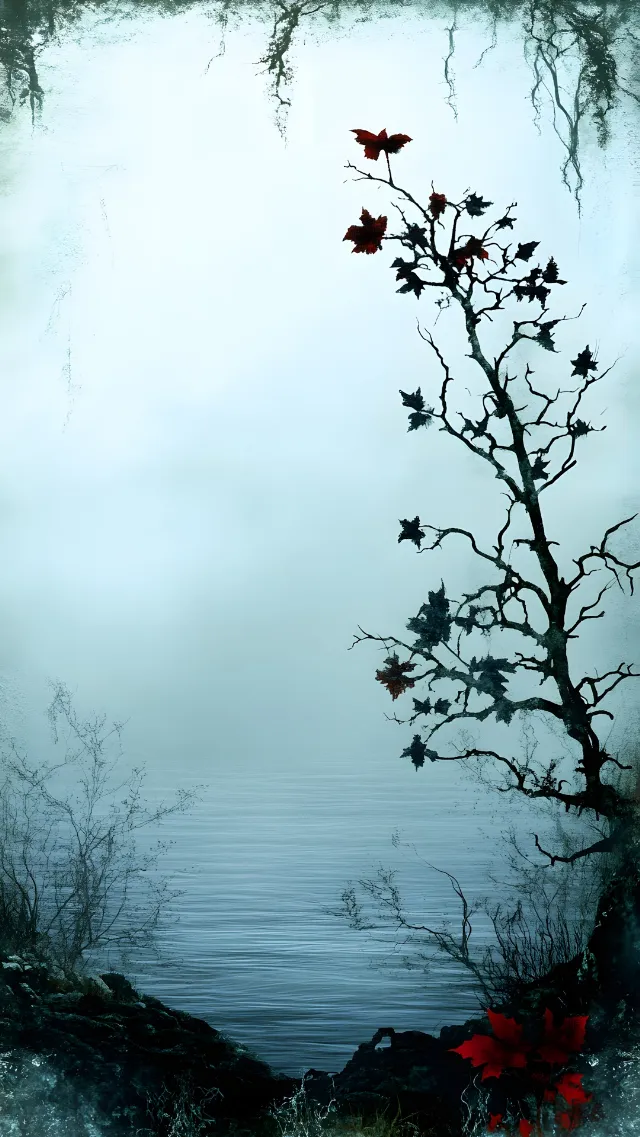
[0,938,639,1137]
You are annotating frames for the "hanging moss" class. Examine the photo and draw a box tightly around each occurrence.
[0,0,639,208]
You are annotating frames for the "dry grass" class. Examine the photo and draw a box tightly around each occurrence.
[140,1076,454,1137]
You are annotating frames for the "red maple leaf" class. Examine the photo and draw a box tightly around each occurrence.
[487,1114,504,1132]
[375,654,418,700]
[343,208,388,254]
[429,191,447,218]
[535,1009,589,1067]
[351,128,412,160]
[518,1122,534,1137]
[449,1009,532,1080]
[554,1073,592,1107]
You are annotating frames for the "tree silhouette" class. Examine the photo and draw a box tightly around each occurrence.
[336,128,640,1019]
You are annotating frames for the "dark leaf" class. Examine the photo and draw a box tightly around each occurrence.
[399,387,424,411]
[541,256,567,285]
[514,269,550,306]
[469,655,517,699]
[398,516,426,548]
[535,320,560,351]
[408,410,433,431]
[531,455,550,480]
[406,582,452,650]
[393,255,428,293]
[404,223,430,250]
[570,346,598,377]
[515,240,540,261]
[412,697,432,716]
[400,388,434,430]
[570,418,593,438]
[400,734,438,769]
[465,192,493,217]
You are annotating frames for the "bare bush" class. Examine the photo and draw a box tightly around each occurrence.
[0,679,208,977]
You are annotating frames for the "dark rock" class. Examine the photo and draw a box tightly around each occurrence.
[0,950,300,1136]
[296,1022,494,1135]
[3,892,640,1137]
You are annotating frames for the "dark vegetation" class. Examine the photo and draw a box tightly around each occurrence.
[0,678,206,979]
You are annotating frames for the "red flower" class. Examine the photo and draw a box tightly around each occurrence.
[535,1010,589,1067]
[449,1009,532,1081]
[429,191,447,218]
[343,208,388,254]
[351,127,412,160]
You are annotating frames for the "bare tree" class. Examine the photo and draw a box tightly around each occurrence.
[0,679,208,978]
[324,723,622,1013]
[333,126,640,1009]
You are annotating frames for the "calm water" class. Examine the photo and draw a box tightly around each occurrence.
[0,0,639,1079]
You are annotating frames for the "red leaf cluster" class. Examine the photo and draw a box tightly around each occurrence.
[452,235,490,266]
[429,191,447,218]
[449,1006,595,1136]
[450,1010,532,1081]
[343,128,411,253]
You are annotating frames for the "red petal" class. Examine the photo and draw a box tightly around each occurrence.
[351,128,386,160]
[554,1073,592,1106]
[384,132,412,154]
[486,1010,529,1049]
[450,1030,529,1080]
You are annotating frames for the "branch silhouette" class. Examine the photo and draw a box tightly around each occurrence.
[344,129,640,870]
